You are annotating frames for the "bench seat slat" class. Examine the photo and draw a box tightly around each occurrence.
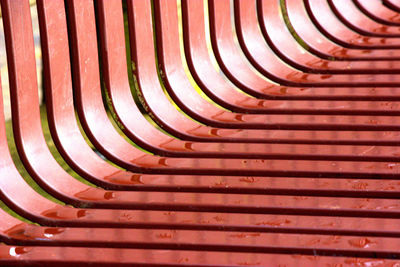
[2,245,398,266]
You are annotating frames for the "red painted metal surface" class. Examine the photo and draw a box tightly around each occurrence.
[1,0,400,265]
[182,2,400,120]
[2,244,400,267]
[355,0,400,26]
[257,0,400,74]
[305,0,400,48]
[285,0,400,61]
[60,0,400,178]
[234,0,400,87]
[152,0,400,134]
[383,0,400,12]
[6,0,397,211]
[329,0,400,37]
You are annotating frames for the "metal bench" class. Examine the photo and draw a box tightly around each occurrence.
[0,0,399,265]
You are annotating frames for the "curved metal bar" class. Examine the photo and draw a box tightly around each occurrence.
[383,0,400,12]
[329,0,400,37]
[96,0,400,166]
[305,0,400,48]
[0,0,400,264]
[232,0,400,87]
[285,0,400,61]
[354,0,400,26]
[255,0,400,74]
[62,0,400,178]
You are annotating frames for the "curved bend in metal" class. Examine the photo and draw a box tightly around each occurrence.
[4,0,400,215]
[58,0,400,179]
[99,0,400,154]
[285,0,400,61]
[216,0,400,88]
[355,0,400,26]
[2,47,400,261]
[305,0,400,48]
[328,0,400,37]
[181,0,400,135]
[383,0,400,12]
[5,0,399,214]
[1,0,400,264]
[153,0,400,130]
[255,0,400,74]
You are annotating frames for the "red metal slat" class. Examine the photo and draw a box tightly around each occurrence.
[233,0,400,87]
[256,0,400,74]
[383,0,400,13]
[0,0,400,265]
[285,0,400,60]
[305,0,400,48]
[329,0,400,37]
[354,0,400,26]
